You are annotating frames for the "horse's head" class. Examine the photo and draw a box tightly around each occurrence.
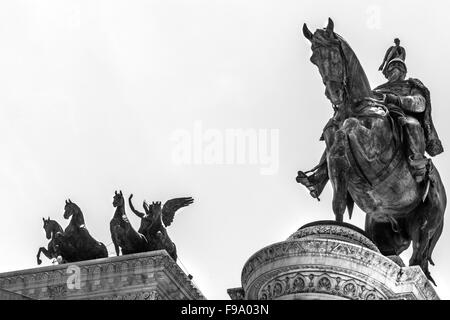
[42,217,62,240]
[303,18,347,106]
[63,199,81,220]
[43,217,52,239]
[303,18,372,108]
[113,190,124,208]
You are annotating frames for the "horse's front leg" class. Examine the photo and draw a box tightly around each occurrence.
[36,247,52,265]
[36,247,43,265]
[296,118,338,201]
[296,151,329,200]
[327,129,350,222]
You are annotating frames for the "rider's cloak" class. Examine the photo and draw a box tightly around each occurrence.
[374,78,443,157]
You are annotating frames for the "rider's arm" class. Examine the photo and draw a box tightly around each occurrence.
[399,89,426,113]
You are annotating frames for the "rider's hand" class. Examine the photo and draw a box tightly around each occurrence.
[384,93,401,106]
[372,91,384,101]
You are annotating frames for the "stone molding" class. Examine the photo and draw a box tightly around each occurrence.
[0,250,205,300]
[288,223,379,252]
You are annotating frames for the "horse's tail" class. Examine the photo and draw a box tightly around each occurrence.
[426,220,444,266]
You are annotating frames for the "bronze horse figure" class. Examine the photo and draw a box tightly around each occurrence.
[128,194,194,261]
[298,19,445,284]
[37,217,64,265]
[61,199,108,262]
[110,190,149,256]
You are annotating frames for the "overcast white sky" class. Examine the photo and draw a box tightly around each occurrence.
[1,0,450,300]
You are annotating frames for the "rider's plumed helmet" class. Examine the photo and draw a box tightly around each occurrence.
[385,58,407,76]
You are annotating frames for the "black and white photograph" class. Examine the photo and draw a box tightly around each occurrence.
[0,0,449,308]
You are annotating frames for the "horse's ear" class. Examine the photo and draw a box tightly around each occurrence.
[326,17,334,35]
[68,199,72,204]
[42,217,45,222]
[302,23,313,41]
[65,199,68,205]
[48,216,50,221]
[115,190,117,195]
[120,190,123,196]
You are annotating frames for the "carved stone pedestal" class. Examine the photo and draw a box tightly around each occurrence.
[228,221,438,300]
[0,250,205,300]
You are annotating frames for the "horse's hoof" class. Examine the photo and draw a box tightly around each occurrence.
[296,171,307,183]
[37,259,42,265]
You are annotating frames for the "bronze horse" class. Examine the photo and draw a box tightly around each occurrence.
[60,199,108,262]
[299,19,445,284]
[37,217,64,265]
[110,190,149,256]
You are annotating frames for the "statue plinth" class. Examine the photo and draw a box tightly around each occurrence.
[0,250,205,300]
[228,221,438,300]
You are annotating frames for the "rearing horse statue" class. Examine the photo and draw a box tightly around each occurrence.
[298,18,445,284]
[37,217,64,265]
[62,199,108,261]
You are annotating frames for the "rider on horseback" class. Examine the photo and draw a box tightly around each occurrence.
[374,56,443,182]
[297,41,443,195]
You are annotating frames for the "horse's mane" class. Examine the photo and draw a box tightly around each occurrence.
[68,203,86,226]
[335,34,373,103]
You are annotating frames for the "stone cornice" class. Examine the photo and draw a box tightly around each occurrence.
[0,250,205,300]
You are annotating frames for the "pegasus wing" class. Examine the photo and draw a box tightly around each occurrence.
[162,197,194,227]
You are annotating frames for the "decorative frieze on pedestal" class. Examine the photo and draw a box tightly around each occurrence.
[0,250,205,300]
[229,221,438,300]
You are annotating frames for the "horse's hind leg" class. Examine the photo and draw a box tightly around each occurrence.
[297,151,329,200]
[365,215,411,257]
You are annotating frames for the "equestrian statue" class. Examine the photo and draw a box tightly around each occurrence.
[296,18,445,285]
